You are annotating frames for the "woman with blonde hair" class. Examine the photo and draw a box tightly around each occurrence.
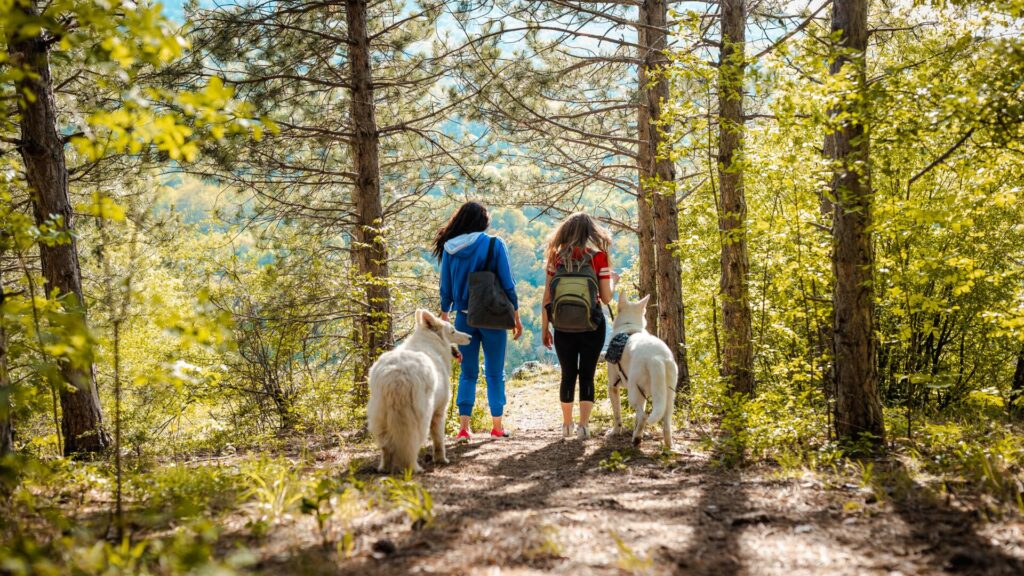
[541,212,614,440]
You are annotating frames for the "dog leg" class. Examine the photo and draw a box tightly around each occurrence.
[379,448,391,473]
[431,411,449,465]
[632,406,649,447]
[661,410,673,453]
[608,378,623,435]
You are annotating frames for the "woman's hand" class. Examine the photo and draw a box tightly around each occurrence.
[440,311,449,323]
[512,312,523,341]
[542,325,553,349]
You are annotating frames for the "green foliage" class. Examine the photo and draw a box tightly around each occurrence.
[381,470,435,530]
[0,519,254,576]
[599,450,632,472]
[300,466,367,554]
[130,463,243,525]
[242,458,307,526]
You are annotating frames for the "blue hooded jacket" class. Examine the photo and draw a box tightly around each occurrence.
[440,232,518,313]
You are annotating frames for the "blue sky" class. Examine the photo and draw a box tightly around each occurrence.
[163,1,185,21]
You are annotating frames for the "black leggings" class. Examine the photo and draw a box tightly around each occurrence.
[554,320,605,403]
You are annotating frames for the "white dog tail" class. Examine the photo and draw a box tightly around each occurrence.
[647,358,677,423]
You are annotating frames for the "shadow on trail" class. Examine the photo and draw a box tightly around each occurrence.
[663,442,749,576]
[871,458,1024,575]
[331,433,624,575]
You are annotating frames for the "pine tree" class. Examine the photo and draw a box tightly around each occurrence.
[827,0,885,444]
[717,0,754,396]
[7,0,110,456]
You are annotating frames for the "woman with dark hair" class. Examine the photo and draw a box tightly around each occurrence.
[435,202,522,441]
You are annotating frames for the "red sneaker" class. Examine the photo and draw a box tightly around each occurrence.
[455,429,471,444]
[490,428,510,438]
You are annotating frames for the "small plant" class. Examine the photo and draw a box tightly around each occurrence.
[300,466,369,554]
[522,524,563,562]
[773,449,806,476]
[381,470,434,529]
[599,450,631,472]
[242,459,306,526]
[657,448,678,467]
[612,533,654,573]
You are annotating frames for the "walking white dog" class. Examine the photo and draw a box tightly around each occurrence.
[367,309,471,473]
[607,293,678,451]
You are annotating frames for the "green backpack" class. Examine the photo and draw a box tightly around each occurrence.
[549,251,600,333]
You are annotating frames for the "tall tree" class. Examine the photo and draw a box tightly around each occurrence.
[345,0,393,395]
[642,0,689,395]
[636,9,659,333]
[717,0,754,395]
[826,0,885,443]
[0,273,12,457]
[7,1,109,456]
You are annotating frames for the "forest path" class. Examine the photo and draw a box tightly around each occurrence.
[268,375,1024,575]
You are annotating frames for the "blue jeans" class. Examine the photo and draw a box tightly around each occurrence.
[454,312,508,417]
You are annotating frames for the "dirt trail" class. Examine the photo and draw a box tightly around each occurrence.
[262,377,1024,575]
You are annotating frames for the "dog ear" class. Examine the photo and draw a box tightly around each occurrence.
[419,309,443,333]
[415,309,426,327]
[638,294,651,309]
[618,290,627,306]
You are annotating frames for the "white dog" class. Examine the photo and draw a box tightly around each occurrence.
[367,309,471,473]
[607,293,678,451]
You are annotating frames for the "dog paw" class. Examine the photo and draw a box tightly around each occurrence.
[632,435,642,447]
[607,426,622,436]
[435,455,450,465]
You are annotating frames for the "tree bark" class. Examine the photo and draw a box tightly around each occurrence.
[9,3,109,457]
[717,0,754,396]
[346,0,393,402]
[828,0,885,444]
[1010,344,1024,419]
[1,279,13,457]
[634,9,659,332]
[642,0,690,397]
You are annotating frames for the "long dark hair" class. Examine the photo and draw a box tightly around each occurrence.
[432,202,490,261]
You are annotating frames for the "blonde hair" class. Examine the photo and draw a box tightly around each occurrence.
[545,212,612,268]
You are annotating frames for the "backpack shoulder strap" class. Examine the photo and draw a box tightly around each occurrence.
[484,236,497,272]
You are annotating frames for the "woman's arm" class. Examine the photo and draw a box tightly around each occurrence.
[596,250,614,305]
[541,267,553,348]
[598,278,613,305]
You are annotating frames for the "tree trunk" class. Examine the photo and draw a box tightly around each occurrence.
[1,279,13,457]
[717,0,754,396]
[346,0,393,403]
[1010,344,1024,419]
[9,3,109,457]
[828,0,885,444]
[642,0,690,397]
[634,9,659,332]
